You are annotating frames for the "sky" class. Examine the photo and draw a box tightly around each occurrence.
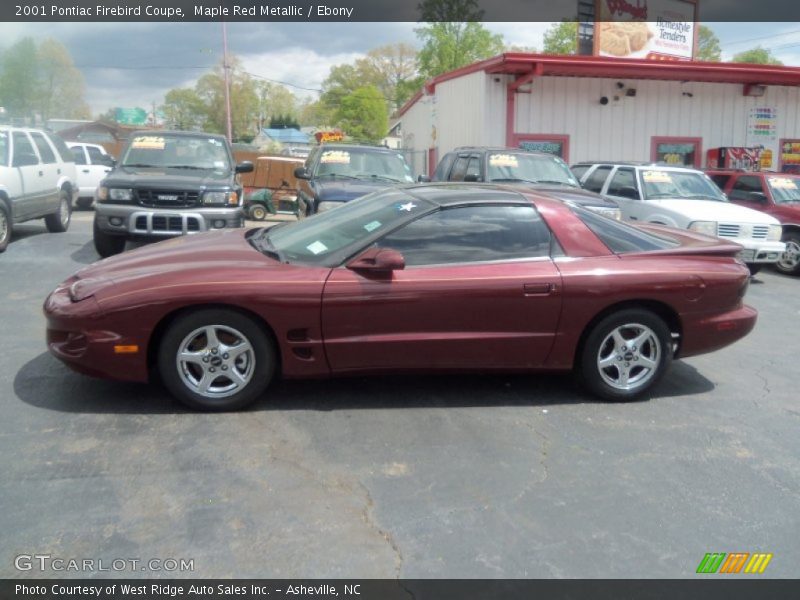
[1,21,799,116]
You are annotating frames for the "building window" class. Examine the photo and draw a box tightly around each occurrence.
[651,136,702,168]
[511,134,570,161]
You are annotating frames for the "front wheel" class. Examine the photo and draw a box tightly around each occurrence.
[248,203,268,221]
[0,202,11,253]
[158,309,276,411]
[775,232,800,276]
[45,190,71,233]
[578,309,672,401]
[93,218,127,257]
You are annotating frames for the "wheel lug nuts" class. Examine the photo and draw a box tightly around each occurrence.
[211,348,218,354]
[202,357,209,363]
[621,346,627,351]
[223,354,229,359]
[625,362,630,367]
[222,366,228,371]
[209,367,216,373]
[617,356,622,361]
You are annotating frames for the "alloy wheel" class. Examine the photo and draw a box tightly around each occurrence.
[596,323,662,391]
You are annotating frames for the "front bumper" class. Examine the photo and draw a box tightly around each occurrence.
[95,203,244,237]
[732,239,786,264]
[44,283,149,383]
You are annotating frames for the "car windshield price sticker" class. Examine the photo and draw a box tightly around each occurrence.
[320,151,350,164]
[769,177,798,189]
[306,240,328,255]
[489,154,519,167]
[643,170,672,183]
[364,220,382,232]
[131,136,165,150]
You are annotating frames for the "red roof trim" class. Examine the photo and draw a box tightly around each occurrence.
[396,53,800,118]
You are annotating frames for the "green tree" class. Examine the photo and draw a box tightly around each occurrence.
[255,81,298,130]
[194,56,260,140]
[269,114,299,129]
[37,39,90,120]
[415,0,503,79]
[334,85,388,143]
[362,43,420,110]
[0,38,41,121]
[542,21,578,55]
[162,88,205,130]
[695,25,721,61]
[732,46,783,65]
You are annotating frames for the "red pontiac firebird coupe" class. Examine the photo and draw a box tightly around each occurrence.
[44,184,756,410]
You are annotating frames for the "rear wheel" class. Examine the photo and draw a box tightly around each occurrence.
[249,203,268,221]
[775,232,800,276]
[158,309,276,411]
[579,309,672,401]
[0,203,10,253]
[45,190,71,233]
[93,218,127,257]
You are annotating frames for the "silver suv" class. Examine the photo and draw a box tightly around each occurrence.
[0,126,78,253]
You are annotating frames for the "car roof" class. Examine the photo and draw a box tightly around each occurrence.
[398,183,542,207]
[576,161,704,173]
[129,129,228,141]
[317,143,397,153]
[452,146,554,157]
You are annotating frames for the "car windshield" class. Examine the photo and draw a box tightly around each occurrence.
[121,134,231,171]
[640,170,727,201]
[487,153,579,187]
[249,189,433,265]
[767,176,800,203]
[313,148,414,183]
[0,131,7,166]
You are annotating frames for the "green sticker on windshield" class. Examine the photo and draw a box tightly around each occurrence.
[364,220,381,232]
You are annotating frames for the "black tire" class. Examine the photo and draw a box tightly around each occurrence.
[76,197,94,210]
[249,203,268,221]
[0,202,10,253]
[44,189,71,233]
[775,232,800,276]
[93,218,127,258]
[578,309,672,402]
[747,263,762,276]
[158,309,276,411]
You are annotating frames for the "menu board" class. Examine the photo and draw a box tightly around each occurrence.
[746,107,779,170]
[780,140,800,173]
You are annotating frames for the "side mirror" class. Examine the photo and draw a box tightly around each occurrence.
[235,161,254,174]
[417,175,431,183]
[13,152,39,168]
[618,186,640,200]
[99,156,116,167]
[294,166,311,180]
[347,247,405,273]
[464,173,482,182]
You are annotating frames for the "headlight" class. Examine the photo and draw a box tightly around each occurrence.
[203,191,239,206]
[317,201,343,212]
[688,221,718,237]
[767,224,782,241]
[96,187,132,202]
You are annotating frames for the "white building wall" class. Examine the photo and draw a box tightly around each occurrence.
[514,76,800,165]
[434,71,488,154]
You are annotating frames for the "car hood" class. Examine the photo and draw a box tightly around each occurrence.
[646,199,780,224]
[313,178,399,202]
[103,166,235,189]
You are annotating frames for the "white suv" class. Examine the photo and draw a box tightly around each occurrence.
[0,126,78,253]
[67,142,115,209]
[572,162,785,274]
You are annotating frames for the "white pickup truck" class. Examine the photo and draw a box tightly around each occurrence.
[572,162,786,274]
[0,126,78,253]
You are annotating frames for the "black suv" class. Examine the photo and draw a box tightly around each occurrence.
[93,131,253,257]
[294,144,415,214]
[432,147,621,219]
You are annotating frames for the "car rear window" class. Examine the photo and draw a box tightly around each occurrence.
[572,206,679,253]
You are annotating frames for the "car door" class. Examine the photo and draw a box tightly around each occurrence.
[321,204,563,372]
[604,167,647,221]
[69,145,92,196]
[29,131,62,214]
[10,131,45,219]
[728,175,769,213]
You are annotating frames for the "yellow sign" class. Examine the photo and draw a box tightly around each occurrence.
[643,170,672,183]
[131,136,165,150]
[489,154,519,167]
[320,150,350,165]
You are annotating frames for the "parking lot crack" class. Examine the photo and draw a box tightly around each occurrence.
[355,481,405,580]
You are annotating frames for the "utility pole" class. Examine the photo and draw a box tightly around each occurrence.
[222,21,233,143]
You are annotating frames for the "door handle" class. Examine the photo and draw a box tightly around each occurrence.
[524,283,554,296]
[82,169,91,173]
[38,171,44,176]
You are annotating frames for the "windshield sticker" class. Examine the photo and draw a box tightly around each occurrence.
[397,202,417,212]
[213,160,226,169]
[364,220,381,232]
[320,150,350,164]
[208,139,223,146]
[489,154,519,167]
[769,177,798,190]
[306,240,328,255]
[131,136,165,150]
[643,171,673,183]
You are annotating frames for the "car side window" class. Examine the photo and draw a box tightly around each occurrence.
[606,167,639,198]
[47,132,75,163]
[708,174,731,189]
[12,132,38,165]
[465,156,482,180]
[433,153,455,181]
[375,205,552,267]
[729,175,766,202]
[70,146,88,165]
[86,146,107,164]
[570,165,590,180]
[449,156,470,181]
[582,165,613,193]
[30,132,57,164]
